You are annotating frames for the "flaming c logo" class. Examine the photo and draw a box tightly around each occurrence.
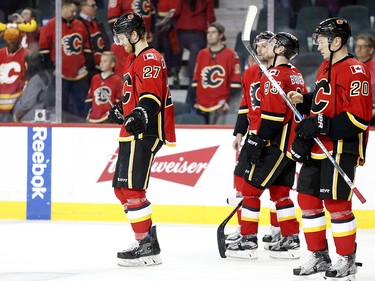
[98,146,219,187]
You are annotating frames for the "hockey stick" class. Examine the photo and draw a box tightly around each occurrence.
[241,5,366,204]
[99,88,125,121]
[217,200,243,258]
[99,88,114,107]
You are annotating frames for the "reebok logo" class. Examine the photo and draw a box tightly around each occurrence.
[97,146,219,187]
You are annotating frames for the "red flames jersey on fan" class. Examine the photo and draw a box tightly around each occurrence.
[79,18,108,68]
[0,47,30,112]
[119,47,176,146]
[259,64,307,158]
[86,73,123,123]
[192,47,241,111]
[240,64,263,133]
[39,18,91,79]
[309,57,372,161]
[108,0,154,35]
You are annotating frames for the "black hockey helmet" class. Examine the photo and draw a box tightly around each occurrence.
[253,30,274,49]
[312,17,351,45]
[272,32,299,60]
[113,12,146,39]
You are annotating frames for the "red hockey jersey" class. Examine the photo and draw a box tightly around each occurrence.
[119,47,176,146]
[258,64,307,158]
[237,64,263,134]
[78,17,109,68]
[39,18,91,80]
[192,47,241,112]
[86,73,123,123]
[0,47,30,112]
[309,57,372,161]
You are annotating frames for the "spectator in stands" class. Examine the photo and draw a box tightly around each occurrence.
[107,0,155,42]
[354,32,375,125]
[0,22,32,122]
[85,51,122,123]
[13,52,54,122]
[21,8,41,52]
[190,22,241,124]
[174,0,216,82]
[39,0,91,120]
[155,1,180,89]
[77,0,110,82]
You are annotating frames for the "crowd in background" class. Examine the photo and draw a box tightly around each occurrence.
[0,0,374,125]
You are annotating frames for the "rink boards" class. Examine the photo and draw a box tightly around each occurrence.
[0,124,374,228]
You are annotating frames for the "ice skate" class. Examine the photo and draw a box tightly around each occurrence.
[224,227,241,249]
[117,225,162,267]
[268,234,300,259]
[293,250,332,280]
[225,234,258,259]
[262,225,282,250]
[324,252,360,281]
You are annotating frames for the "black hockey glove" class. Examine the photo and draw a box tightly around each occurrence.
[295,114,330,140]
[246,134,267,166]
[290,136,314,163]
[108,102,124,125]
[124,107,148,135]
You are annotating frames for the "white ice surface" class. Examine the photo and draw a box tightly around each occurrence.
[0,221,374,281]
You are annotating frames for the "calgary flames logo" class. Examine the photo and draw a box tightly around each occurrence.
[131,0,152,17]
[62,33,83,55]
[94,87,111,105]
[201,65,225,89]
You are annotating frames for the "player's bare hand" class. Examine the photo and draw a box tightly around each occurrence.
[232,134,243,152]
[223,102,230,112]
[287,91,303,104]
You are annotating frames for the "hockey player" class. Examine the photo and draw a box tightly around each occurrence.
[191,22,242,124]
[289,18,372,280]
[229,30,282,248]
[226,32,305,260]
[109,12,176,267]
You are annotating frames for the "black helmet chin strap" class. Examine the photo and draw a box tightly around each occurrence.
[127,31,142,53]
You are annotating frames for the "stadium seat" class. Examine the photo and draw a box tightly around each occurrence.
[173,101,190,116]
[175,113,206,124]
[216,113,238,125]
[285,28,309,53]
[257,6,291,32]
[296,6,329,37]
[357,0,375,17]
[338,5,371,38]
[291,52,323,92]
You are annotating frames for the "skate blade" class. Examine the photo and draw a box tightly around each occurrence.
[225,249,258,260]
[323,274,357,281]
[269,249,300,259]
[293,272,326,281]
[117,255,162,267]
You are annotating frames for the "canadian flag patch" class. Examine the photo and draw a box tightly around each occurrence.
[350,65,365,74]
